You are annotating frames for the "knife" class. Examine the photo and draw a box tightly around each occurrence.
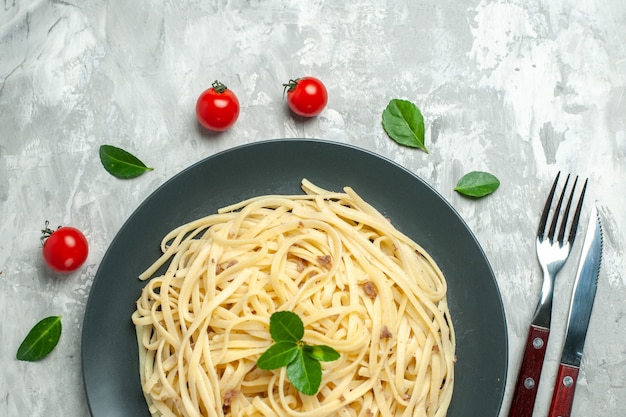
[548,204,603,417]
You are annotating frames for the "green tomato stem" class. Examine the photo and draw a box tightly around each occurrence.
[40,220,61,246]
[212,80,228,94]
[282,79,300,98]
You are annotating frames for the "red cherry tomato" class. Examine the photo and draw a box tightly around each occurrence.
[196,80,240,131]
[283,77,328,117]
[41,222,89,272]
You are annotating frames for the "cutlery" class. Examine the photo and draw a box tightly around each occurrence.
[548,204,602,417]
[508,173,587,417]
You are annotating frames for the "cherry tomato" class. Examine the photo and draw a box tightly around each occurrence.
[195,80,240,132]
[41,222,89,272]
[283,77,328,117]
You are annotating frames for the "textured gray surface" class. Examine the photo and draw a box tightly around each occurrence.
[1,1,624,416]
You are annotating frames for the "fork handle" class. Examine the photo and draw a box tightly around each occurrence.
[507,325,550,417]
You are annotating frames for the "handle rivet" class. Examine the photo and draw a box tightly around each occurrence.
[524,377,535,389]
[532,337,544,349]
[563,375,574,387]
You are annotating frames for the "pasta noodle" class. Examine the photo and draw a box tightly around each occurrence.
[132,179,455,417]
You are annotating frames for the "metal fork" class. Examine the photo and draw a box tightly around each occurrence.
[508,172,587,417]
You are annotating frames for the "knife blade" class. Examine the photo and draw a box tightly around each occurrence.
[548,204,603,417]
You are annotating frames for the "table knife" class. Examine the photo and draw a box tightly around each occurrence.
[548,204,603,417]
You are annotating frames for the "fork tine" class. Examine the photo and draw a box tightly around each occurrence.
[547,174,570,242]
[566,178,588,246]
[557,176,579,243]
[537,172,561,240]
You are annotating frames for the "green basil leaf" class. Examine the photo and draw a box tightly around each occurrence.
[269,311,304,343]
[454,171,500,198]
[16,316,62,362]
[257,341,299,370]
[302,344,340,362]
[287,348,322,395]
[382,99,427,153]
[99,145,154,179]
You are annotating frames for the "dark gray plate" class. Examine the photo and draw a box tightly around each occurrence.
[82,138,507,416]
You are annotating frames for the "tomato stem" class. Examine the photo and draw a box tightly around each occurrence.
[212,80,228,94]
[282,79,300,98]
[40,220,61,246]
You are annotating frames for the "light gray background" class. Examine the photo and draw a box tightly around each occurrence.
[1,0,624,416]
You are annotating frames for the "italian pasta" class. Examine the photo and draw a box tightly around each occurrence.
[132,179,455,417]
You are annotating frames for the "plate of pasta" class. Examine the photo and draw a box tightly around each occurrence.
[82,138,507,417]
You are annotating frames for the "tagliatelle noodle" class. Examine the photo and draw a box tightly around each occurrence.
[131,179,455,417]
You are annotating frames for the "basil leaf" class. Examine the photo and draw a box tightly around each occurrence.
[269,311,304,342]
[16,316,62,362]
[382,99,427,153]
[257,341,299,370]
[287,348,322,395]
[99,145,154,179]
[303,344,340,362]
[258,311,339,395]
[454,171,500,198]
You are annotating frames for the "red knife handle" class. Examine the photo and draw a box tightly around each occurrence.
[507,325,550,417]
[548,364,580,417]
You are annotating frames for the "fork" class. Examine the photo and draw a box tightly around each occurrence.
[508,172,587,417]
